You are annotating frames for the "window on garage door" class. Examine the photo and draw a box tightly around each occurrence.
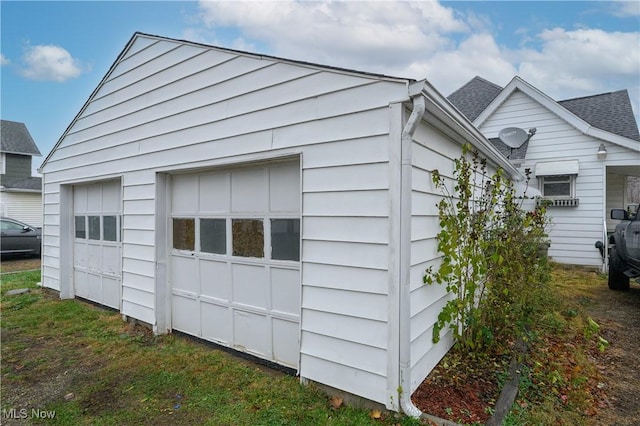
[75,215,121,242]
[171,216,299,261]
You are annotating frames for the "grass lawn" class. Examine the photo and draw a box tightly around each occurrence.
[1,271,419,425]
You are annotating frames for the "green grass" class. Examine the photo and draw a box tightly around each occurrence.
[1,271,420,425]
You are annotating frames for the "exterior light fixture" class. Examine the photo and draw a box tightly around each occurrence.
[597,143,607,160]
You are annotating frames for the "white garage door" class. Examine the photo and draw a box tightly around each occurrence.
[73,181,122,309]
[170,161,301,369]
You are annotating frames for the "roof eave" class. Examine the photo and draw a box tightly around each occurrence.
[474,76,640,153]
[413,80,522,179]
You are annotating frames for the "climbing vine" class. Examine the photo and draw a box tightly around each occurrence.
[424,144,550,354]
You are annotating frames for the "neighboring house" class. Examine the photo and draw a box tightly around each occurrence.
[39,32,520,413]
[0,120,43,226]
[449,76,640,269]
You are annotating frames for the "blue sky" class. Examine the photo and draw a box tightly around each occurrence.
[1,1,639,174]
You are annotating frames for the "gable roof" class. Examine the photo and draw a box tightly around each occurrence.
[41,32,520,178]
[449,76,640,151]
[0,176,42,192]
[1,120,41,156]
[559,91,640,142]
[447,76,502,122]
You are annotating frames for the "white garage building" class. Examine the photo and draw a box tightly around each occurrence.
[40,32,518,413]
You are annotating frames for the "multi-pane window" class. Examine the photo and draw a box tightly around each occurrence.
[173,218,195,251]
[232,219,264,258]
[540,175,573,198]
[103,216,118,242]
[88,216,101,240]
[200,219,226,254]
[271,219,300,261]
[172,217,300,262]
[75,216,86,239]
[75,215,121,242]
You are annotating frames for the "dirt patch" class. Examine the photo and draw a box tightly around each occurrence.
[412,270,640,424]
[1,256,41,274]
[581,281,640,425]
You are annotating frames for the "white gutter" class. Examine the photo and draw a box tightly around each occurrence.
[398,82,426,418]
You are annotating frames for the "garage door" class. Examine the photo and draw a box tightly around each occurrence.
[73,181,122,309]
[170,161,300,369]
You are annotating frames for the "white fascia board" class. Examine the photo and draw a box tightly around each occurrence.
[416,80,522,179]
[474,76,640,153]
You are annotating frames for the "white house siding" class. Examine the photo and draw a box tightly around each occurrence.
[407,120,503,393]
[40,35,410,406]
[606,172,625,233]
[479,89,617,266]
[0,192,42,226]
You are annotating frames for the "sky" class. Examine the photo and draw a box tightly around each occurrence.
[1,1,639,175]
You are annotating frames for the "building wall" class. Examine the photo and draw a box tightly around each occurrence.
[2,154,33,181]
[41,35,409,405]
[0,191,42,226]
[478,89,636,266]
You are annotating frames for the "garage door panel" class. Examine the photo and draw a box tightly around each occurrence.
[102,277,120,309]
[200,259,231,301]
[232,263,268,309]
[272,318,299,367]
[171,256,199,294]
[199,173,230,213]
[87,273,102,302]
[102,245,120,275]
[74,242,87,268]
[171,162,299,369]
[271,267,300,316]
[231,168,268,212]
[172,174,198,214]
[269,163,300,212]
[172,295,200,334]
[234,310,269,357]
[201,302,232,344]
[101,181,121,211]
[87,184,102,211]
[73,180,122,310]
[74,186,88,213]
[74,270,88,298]
[87,244,101,271]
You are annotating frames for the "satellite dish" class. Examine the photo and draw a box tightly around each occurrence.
[498,127,529,148]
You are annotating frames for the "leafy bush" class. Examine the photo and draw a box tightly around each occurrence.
[424,145,550,355]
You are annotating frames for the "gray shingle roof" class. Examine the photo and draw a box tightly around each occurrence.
[489,138,529,161]
[1,120,41,156]
[1,176,42,191]
[447,76,502,122]
[448,76,640,142]
[559,90,640,142]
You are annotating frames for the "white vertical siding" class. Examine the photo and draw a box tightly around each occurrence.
[606,172,625,233]
[40,35,409,406]
[478,90,640,266]
[0,192,43,226]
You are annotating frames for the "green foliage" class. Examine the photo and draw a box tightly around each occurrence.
[424,144,551,355]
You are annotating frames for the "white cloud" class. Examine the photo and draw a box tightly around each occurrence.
[0,54,9,66]
[610,0,640,17]
[197,0,468,73]
[192,0,639,124]
[19,45,84,82]
[516,28,640,103]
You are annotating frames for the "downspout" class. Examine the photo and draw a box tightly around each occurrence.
[399,83,426,418]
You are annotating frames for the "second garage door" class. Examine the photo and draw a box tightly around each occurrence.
[169,160,301,369]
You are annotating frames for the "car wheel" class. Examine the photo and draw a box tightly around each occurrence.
[608,247,630,291]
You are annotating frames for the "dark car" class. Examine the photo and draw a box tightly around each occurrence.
[607,205,640,290]
[0,217,42,257]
